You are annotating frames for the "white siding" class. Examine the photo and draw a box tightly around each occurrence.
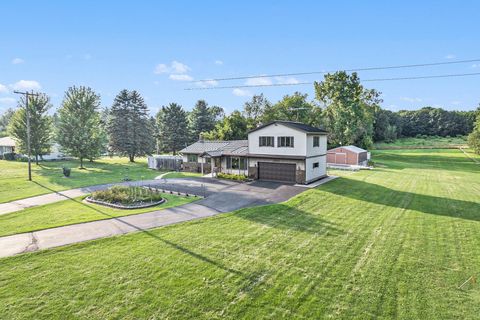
[248,157,305,171]
[248,124,307,156]
[305,155,327,182]
[306,135,327,157]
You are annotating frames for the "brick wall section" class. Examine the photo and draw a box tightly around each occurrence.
[295,170,306,184]
[183,162,199,173]
[248,166,258,179]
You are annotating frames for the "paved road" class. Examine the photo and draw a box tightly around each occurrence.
[0,178,305,258]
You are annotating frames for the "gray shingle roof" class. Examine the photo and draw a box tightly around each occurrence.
[180,140,248,156]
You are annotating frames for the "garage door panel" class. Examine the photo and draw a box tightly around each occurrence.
[258,162,296,183]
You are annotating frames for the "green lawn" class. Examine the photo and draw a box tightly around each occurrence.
[161,171,203,179]
[1,149,479,319]
[373,135,468,149]
[0,157,160,203]
[0,193,197,237]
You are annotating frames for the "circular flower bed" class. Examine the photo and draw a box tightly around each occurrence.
[85,186,165,209]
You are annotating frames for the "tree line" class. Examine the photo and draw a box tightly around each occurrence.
[1,71,479,166]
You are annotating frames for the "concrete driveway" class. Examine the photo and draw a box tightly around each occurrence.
[0,178,305,258]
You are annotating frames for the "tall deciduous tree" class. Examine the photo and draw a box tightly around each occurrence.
[315,72,381,148]
[0,108,15,137]
[204,110,248,140]
[8,94,53,164]
[108,90,154,162]
[243,94,271,129]
[157,103,189,154]
[57,86,103,168]
[468,106,480,154]
[188,100,223,141]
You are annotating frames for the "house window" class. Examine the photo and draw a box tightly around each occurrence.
[313,162,319,169]
[187,154,198,162]
[278,136,294,148]
[313,136,320,147]
[205,157,211,164]
[259,136,274,147]
[226,157,247,170]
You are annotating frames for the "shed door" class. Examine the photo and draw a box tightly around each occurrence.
[335,153,347,164]
[258,162,296,183]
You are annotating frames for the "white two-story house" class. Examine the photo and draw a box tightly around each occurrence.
[179,121,328,184]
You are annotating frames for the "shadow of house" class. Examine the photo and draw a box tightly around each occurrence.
[321,178,480,222]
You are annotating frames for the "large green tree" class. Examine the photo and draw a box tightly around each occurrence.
[188,100,223,141]
[260,92,320,126]
[0,108,15,137]
[242,94,272,129]
[8,94,53,164]
[315,71,381,148]
[204,110,248,140]
[157,103,189,154]
[108,90,155,162]
[57,86,103,168]
[468,106,480,154]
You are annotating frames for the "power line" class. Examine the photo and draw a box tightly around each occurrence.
[185,71,480,90]
[194,58,480,82]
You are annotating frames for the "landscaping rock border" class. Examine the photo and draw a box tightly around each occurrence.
[84,197,166,210]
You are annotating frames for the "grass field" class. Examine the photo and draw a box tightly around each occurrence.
[0,157,159,203]
[1,149,479,319]
[373,136,467,149]
[0,193,196,238]
[161,171,203,179]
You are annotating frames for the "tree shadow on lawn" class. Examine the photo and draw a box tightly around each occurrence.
[322,178,480,222]
[234,203,344,236]
[30,181,247,278]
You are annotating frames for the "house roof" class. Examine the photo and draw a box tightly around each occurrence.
[180,140,248,157]
[248,121,328,134]
[329,145,367,154]
[0,136,16,147]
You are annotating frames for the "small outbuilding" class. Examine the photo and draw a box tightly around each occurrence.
[327,145,368,166]
[0,137,16,156]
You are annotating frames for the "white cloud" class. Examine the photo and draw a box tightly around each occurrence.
[245,77,273,86]
[11,80,42,91]
[232,88,252,97]
[196,79,218,88]
[169,74,194,81]
[472,64,480,68]
[0,83,8,93]
[214,60,223,65]
[400,96,422,103]
[275,76,300,85]
[0,97,16,106]
[445,54,456,59]
[155,60,191,74]
[12,58,24,64]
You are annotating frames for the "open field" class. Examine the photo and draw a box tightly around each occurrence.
[373,136,468,149]
[0,193,196,238]
[0,157,159,203]
[1,149,479,319]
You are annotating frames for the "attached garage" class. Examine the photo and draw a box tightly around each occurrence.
[258,162,296,183]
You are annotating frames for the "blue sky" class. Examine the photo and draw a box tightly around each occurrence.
[1,0,479,115]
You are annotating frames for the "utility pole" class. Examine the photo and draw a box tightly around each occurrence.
[13,90,40,181]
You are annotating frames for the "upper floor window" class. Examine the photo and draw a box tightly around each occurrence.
[313,136,320,147]
[278,136,294,148]
[259,136,274,147]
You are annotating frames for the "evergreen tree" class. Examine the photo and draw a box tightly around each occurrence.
[8,94,53,164]
[57,86,103,168]
[157,103,189,154]
[0,108,15,137]
[188,100,223,141]
[108,90,154,162]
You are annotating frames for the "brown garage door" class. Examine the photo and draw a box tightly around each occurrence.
[258,162,296,183]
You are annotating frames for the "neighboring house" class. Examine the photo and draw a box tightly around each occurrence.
[0,137,15,156]
[327,145,368,166]
[180,121,328,184]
